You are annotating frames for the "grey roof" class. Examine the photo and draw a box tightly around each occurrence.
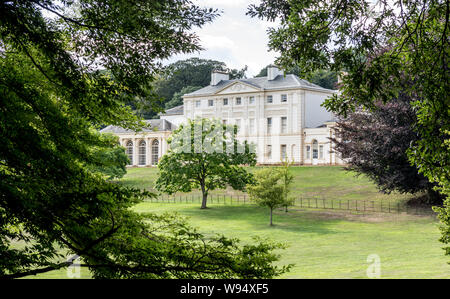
[100,119,174,134]
[160,104,183,116]
[183,74,334,97]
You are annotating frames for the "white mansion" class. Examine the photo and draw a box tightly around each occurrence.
[101,65,345,166]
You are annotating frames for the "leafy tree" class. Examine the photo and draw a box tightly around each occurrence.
[280,160,295,212]
[256,65,337,89]
[332,94,442,203]
[165,85,202,110]
[0,0,289,278]
[247,168,293,226]
[155,118,256,209]
[154,58,248,106]
[248,0,449,259]
[86,133,129,180]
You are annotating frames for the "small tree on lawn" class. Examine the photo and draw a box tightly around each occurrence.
[247,168,293,226]
[280,160,295,212]
[155,118,256,209]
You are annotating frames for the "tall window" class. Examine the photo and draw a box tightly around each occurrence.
[281,117,287,133]
[151,139,159,165]
[312,140,318,159]
[126,140,133,165]
[195,100,201,107]
[291,144,296,161]
[235,97,241,105]
[208,99,214,107]
[306,145,311,159]
[267,117,272,134]
[138,140,146,165]
[249,118,255,134]
[281,144,287,161]
[223,98,228,106]
[267,95,273,103]
[266,145,272,159]
[249,96,255,104]
[281,94,287,102]
[319,145,324,159]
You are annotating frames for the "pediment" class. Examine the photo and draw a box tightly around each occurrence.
[215,81,261,95]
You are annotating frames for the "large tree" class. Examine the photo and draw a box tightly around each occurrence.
[0,0,289,278]
[332,93,441,203]
[248,0,449,259]
[155,118,256,209]
[154,58,248,109]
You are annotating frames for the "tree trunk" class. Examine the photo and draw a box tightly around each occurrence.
[270,207,273,226]
[200,184,208,209]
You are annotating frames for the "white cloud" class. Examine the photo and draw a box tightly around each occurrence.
[164,0,279,77]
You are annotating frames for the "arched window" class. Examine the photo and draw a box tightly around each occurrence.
[312,140,318,159]
[138,140,146,165]
[151,139,159,165]
[126,140,133,165]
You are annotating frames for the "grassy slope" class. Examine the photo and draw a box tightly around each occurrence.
[29,166,449,278]
[121,166,414,203]
[133,203,449,279]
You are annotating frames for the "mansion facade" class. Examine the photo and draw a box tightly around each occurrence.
[100,65,345,166]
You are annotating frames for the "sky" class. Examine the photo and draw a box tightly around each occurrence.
[165,0,279,78]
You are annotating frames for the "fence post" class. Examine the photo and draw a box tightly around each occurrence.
[363,200,366,212]
[398,202,400,213]
[348,200,349,210]
[389,201,391,213]
[315,198,318,208]
[356,200,358,211]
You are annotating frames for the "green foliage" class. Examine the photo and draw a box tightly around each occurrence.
[248,0,449,259]
[247,167,294,225]
[86,133,128,180]
[0,0,287,279]
[155,118,256,209]
[165,85,202,110]
[153,58,247,110]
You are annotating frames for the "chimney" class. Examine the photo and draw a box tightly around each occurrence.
[267,64,283,81]
[210,69,229,85]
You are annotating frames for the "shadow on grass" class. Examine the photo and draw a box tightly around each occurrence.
[176,204,338,236]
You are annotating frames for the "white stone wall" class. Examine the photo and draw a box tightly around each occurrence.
[182,84,343,165]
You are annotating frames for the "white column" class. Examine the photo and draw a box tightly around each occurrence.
[133,137,138,166]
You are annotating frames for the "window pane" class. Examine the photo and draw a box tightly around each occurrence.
[281,145,287,160]
[126,141,134,165]
[281,117,287,133]
[267,95,273,103]
[139,140,146,165]
[152,140,159,165]
[281,94,287,102]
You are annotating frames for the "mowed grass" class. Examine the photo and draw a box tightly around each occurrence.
[132,202,449,278]
[121,166,414,204]
[29,166,449,278]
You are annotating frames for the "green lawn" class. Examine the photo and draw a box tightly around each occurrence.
[133,202,449,278]
[28,166,449,279]
[121,166,415,204]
